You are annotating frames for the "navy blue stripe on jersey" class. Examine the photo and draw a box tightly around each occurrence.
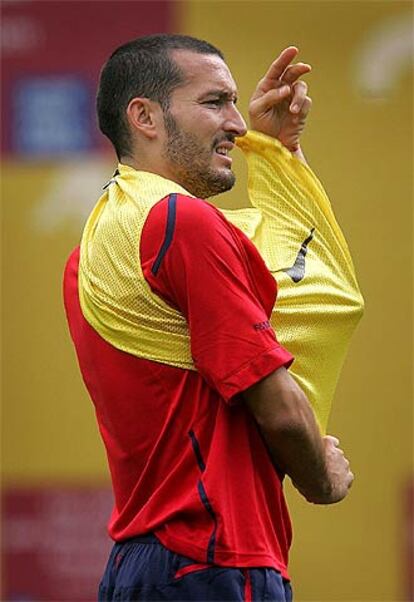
[197,480,217,564]
[190,432,216,561]
[151,194,177,275]
[188,430,206,472]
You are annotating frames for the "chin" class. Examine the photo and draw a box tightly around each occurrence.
[178,165,236,199]
[204,170,236,197]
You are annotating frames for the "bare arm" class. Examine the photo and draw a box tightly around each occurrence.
[243,367,354,504]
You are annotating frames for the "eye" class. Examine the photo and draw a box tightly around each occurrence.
[202,98,223,107]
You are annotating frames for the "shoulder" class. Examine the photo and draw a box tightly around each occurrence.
[146,193,232,243]
[151,193,223,223]
[141,194,232,268]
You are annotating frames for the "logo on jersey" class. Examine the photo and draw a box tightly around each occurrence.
[253,320,271,332]
[272,228,315,283]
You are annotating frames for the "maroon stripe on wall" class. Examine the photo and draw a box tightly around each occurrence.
[1,0,177,154]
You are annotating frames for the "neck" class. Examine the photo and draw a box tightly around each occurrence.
[120,156,193,195]
[120,154,187,190]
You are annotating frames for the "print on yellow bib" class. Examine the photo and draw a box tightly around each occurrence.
[230,132,364,432]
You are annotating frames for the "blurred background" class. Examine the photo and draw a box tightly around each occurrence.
[1,1,413,600]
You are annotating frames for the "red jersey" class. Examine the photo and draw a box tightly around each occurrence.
[63,193,294,578]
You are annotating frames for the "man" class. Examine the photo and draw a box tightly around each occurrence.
[64,34,363,601]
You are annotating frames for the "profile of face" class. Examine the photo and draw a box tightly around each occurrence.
[161,51,247,199]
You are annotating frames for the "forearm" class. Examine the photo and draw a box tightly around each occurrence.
[243,366,354,505]
[259,406,333,503]
[245,369,331,502]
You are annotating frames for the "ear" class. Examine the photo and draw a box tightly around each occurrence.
[126,97,162,140]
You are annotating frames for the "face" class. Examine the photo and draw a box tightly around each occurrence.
[161,50,247,199]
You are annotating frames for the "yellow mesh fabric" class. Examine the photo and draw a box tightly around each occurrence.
[79,131,364,431]
[79,168,197,369]
[229,131,364,430]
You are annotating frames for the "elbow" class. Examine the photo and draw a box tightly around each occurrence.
[255,388,315,439]
[243,366,320,441]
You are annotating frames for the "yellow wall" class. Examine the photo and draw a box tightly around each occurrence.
[2,1,412,600]
[180,3,413,599]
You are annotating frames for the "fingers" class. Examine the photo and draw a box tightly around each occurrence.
[258,47,312,94]
[289,81,311,114]
[249,47,313,140]
[324,435,340,447]
[344,464,354,492]
[250,85,291,115]
[251,82,312,117]
[282,62,312,85]
[260,46,299,89]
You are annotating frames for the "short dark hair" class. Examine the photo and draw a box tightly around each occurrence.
[97,34,224,159]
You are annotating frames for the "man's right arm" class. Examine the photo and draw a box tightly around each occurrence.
[243,366,354,504]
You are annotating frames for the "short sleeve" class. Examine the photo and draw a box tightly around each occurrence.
[140,194,293,402]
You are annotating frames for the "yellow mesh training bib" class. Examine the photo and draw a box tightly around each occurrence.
[79,131,364,432]
[79,169,197,369]
[228,131,364,430]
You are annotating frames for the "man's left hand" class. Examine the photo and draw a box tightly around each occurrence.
[249,47,312,154]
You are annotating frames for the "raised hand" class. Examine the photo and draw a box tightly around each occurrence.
[249,47,312,153]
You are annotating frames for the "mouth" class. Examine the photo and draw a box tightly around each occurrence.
[214,141,234,166]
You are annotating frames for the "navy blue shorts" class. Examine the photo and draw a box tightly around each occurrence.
[99,534,293,601]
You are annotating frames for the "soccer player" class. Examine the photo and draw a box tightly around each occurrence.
[64,35,363,601]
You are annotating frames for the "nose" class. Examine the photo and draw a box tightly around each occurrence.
[224,104,247,137]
